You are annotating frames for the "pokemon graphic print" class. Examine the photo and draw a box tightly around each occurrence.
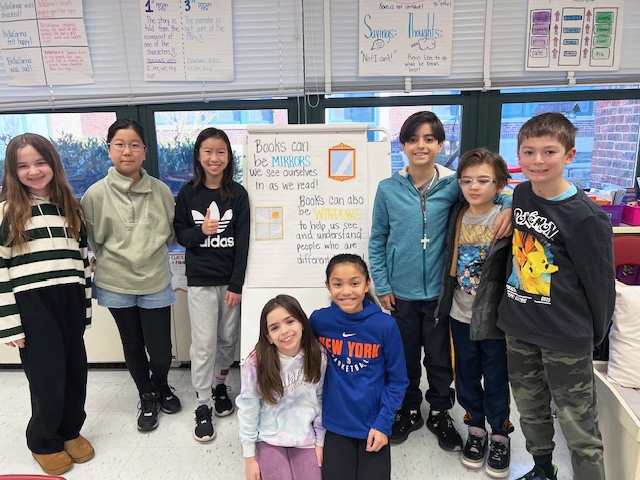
[498,182,615,355]
[508,228,558,299]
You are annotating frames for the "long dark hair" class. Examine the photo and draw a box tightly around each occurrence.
[255,294,322,405]
[190,127,235,200]
[1,133,82,250]
[325,253,378,305]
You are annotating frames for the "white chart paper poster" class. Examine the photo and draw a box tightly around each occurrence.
[359,0,453,77]
[141,0,234,81]
[526,0,624,71]
[0,0,94,86]
[245,127,369,288]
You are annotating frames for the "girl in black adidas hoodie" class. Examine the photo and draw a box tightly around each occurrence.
[174,128,250,441]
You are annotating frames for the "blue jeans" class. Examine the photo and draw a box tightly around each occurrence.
[451,318,512,436]
[94,283,175,309]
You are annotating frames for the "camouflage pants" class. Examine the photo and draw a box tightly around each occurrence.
[506,336,605,480]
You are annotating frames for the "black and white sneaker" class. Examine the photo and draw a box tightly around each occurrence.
[461,428,487,469]
[389,408,424,444]
[156,383,182,414]
[137,392,160,432]
[426,410,463,451]
[486,435,510,478]
[212,384,234,417]
[193,404,216,442]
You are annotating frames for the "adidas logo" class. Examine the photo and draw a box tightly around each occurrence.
[201,236,234,248]
[191,201,233,234]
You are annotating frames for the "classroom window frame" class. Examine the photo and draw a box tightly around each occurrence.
[490,88,640,187]
[1,88,637,190]
[138,98,297,180]
[0,105,135,198]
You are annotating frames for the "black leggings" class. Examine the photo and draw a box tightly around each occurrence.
[322,430,390,480]
[110,306,172,395]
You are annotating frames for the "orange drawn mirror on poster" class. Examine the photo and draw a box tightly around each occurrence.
[328,143,356,181]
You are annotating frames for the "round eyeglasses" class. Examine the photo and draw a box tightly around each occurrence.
[458,178,497,188]
[108,142,145,152]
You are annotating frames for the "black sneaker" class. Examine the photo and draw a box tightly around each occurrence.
[486,436,510,478]
[389,409,424,445]
[212,384,234,417]
[426,410,463,451]
[137,392,160,432]
[461,430,487,469]
[156,383,182,414]
[516,465,558,480]
[193,404,216,442]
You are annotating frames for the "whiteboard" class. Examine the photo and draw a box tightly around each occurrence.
[240,124,391,361]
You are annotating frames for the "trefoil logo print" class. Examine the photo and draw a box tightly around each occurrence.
[191,201,233,234]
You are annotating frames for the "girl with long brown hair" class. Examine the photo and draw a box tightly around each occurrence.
[0,133,93,476]
[236,294,326,480]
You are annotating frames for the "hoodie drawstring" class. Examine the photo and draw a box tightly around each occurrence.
[56,206,69,241]
[37,204,56,247]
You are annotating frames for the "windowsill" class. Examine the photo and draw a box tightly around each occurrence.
[613,224,640,234]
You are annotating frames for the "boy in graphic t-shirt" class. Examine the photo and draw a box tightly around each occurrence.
[498,113,615,480]
[436,148,514,479]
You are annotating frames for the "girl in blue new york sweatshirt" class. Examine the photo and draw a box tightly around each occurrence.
[310,254,407,480]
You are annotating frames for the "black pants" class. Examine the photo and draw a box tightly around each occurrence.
[451,318,512,435]
[322,430,390,480]
[110,306,172,395]
[392,298,454,411]
[17,284,88,454]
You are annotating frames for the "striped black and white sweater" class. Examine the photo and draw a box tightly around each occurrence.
[0,196,92,343]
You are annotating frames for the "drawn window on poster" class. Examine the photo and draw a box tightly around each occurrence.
[329,143,356,181]
[255,207,284,241]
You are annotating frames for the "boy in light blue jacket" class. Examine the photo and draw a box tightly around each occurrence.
[369,111,512,449]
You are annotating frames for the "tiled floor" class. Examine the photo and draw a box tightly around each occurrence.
[0,366,573,479]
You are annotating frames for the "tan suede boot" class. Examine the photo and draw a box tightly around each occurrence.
[64,435,95,463]
[32,451,73,475]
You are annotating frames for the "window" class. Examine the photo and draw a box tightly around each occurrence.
[502,101,593,120]
[501,85,640,94]
[0,112,117,197]
[499,100,640,189]
[326,104,463,173]
[154,109,288,194]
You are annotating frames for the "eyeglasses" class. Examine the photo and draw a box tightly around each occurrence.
[108,142,145,152]
[458,177,497,188]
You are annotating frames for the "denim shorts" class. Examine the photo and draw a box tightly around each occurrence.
[94,283,176,309]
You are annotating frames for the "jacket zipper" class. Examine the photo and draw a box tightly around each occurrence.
[420,189,428,298]
[126,190,136,223]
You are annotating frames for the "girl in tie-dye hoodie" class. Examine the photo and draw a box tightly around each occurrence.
[236,294,327,480]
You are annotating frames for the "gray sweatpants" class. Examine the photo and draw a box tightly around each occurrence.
[188,285,240,400]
